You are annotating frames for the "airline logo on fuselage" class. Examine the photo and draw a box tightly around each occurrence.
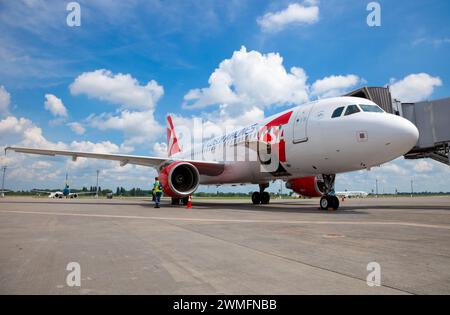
[258,111,293,176]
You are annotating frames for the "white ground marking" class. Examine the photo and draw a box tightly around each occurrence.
[0,210,450,230]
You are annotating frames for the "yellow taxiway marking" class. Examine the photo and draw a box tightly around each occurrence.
[1,209,450,230]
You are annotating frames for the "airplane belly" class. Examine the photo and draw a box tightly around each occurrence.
[199,161,262,185]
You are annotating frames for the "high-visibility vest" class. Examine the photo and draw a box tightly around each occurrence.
[153,181,162,193]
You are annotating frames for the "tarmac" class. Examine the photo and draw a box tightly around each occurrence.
[0,196,449,294]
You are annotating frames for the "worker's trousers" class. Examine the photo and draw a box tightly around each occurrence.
[154,192,162,206]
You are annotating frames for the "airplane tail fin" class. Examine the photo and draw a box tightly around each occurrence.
[167,115,181,157]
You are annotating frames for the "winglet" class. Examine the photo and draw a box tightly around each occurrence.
[166,115,182,157]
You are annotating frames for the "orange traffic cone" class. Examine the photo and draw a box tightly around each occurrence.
[187,195,192,209]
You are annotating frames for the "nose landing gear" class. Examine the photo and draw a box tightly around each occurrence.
[251,183,270,204]
[320,174,339,210]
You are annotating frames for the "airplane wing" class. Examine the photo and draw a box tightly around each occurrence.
[5,146,225,175]
[70,191,97,195]
[32,189,54,194]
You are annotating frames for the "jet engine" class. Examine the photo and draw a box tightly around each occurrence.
[286,175,325,197]
[158,162,200,197]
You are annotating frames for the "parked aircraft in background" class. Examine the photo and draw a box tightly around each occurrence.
[6,96,419,210]
[33,173,96,199]
[0,189,11,197]
[335,191,369,198]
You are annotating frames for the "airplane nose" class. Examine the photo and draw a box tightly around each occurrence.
[389,115,419,152]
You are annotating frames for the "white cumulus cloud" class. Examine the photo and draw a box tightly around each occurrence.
[183,46,309,112]
[44,94,68,117]
[257,2,319,32]
[311,74,362,98]
[67,122,86,135]
[413,160,434,173]
[0,85,11,115]
[0,116,32,137]
[390,73,442,103]
[70,69,164,110]
[86,110,164,145]
[153,142,168,157]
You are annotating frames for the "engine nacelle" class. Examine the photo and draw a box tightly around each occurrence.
[158,162,200,197]
[286,175,325,197]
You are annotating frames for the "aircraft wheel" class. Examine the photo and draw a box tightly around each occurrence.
[251,192,261,204]
[261,192,270,204]
[331,196,340,210]
[320,196,340,210]
[182,197,189,205]
[171,198,180,205]
[320,196,329,210]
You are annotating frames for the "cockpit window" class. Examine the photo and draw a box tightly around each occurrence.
[359,104,384,113]
[331,106,345,118]
[344,105,360,116]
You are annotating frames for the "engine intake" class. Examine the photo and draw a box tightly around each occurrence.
[286,175,325,197]
[159,162,200,197]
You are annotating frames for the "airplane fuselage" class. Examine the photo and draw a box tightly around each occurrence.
[171,96,419,185]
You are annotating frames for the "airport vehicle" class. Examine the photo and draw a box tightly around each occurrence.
[34,173,96,198]
[5,96,419,209]
[335,191,369,198]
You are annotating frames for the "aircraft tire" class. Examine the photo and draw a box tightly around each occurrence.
[320,196,329,210]
[251,192,261,204]
[331,196,340,210]
[320,195,340,210]
[261,192,270,204]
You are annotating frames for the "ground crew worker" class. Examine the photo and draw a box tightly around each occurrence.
[153,177,163,208]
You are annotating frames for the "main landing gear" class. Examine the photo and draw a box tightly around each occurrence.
[252,183,270,205]
[319,174,339,210]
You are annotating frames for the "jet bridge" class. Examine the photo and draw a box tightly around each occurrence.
[345,87,450,166]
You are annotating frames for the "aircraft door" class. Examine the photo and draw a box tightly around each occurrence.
[293,105,313,143]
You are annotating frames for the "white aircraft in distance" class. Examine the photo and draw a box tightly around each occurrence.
[335,191,369,198]
[0,189,11,197]
[6,96,419,210]
[33,173,96,199]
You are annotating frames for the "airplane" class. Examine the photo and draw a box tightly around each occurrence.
[5,96,419,210]
[33,173,96,198]
[335,191,369,198]
[0,189,11,197]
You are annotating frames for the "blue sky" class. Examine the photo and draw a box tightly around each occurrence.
[1,0,449,193]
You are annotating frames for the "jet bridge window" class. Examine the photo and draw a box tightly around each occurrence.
[331,106,345,118]
[344,105,360,116]
[359,104,384,113]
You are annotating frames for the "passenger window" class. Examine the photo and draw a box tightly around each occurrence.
[331,107,345,118]
[344,105,360,116]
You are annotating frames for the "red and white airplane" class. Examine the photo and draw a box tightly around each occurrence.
[5,96,419,210]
